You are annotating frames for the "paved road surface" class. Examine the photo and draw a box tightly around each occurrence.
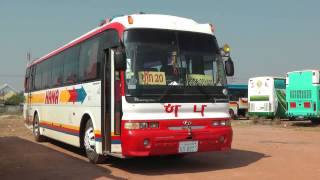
[1,115,320,180]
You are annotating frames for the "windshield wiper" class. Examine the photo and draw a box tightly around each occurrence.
[194,84,213,101]
[157,84,176,102]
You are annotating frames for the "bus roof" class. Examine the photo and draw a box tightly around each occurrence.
[28,14,213,68]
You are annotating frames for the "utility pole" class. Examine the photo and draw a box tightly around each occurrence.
[26,52,31,66]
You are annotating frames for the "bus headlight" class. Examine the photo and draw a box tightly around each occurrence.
[124,122,159,129]
[149,122,159,128]
[124,122,141,129]
[222,88,228,95]
[212,120,231,127]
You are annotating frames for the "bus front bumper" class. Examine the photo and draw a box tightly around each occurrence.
[120,127,233,157]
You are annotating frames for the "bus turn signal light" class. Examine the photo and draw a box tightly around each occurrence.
[223,44,230,53]
[212,120,231,127]
[209,24,215,33]
[128,16,134,24]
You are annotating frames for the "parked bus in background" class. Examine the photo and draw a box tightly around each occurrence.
[227,84,248,119]
[286,70,320,124]
[248,77,287,119]
[24,14,235,163]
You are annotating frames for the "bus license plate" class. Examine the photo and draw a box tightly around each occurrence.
[178,141,198,153]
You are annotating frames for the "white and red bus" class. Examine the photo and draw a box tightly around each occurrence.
[24,14,234,163]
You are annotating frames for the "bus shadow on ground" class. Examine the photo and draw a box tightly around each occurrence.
[0,136,126,180]
[39,137,267,176]
[289,121,319,127]
[1,136,268,177]
[107,149,268,175]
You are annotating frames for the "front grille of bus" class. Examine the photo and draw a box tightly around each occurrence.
[290,90,312,99]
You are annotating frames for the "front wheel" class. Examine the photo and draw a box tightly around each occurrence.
[229,109,236,120]
[83,120,106,164]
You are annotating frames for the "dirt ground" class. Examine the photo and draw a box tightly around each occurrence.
[1,114,320,180]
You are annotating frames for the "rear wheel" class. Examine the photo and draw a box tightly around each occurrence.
[288,117,295,121]
[229,109,236,120]
[310,118,320,125]
[83,120,106,164]
[33,114,46,142]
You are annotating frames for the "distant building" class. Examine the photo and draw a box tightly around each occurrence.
[0,84,18,103]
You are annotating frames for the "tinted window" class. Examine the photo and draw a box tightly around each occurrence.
[63,46,80,84]
[24,68,30,92]
[41,60,52,89]
[274,79,286,89]
[34,64,42,90]
[51,54,64,87]
[79,37,101,81]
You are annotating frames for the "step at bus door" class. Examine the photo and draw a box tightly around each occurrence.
[102,49,122,154]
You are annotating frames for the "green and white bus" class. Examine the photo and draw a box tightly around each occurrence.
[248,76,287,118]
[286,70,320,123]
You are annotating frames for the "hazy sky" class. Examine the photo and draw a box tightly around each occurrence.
[1,0,319,90]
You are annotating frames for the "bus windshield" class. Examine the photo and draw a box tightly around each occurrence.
[123,29,227,103]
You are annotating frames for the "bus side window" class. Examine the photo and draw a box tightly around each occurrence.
[52,55,64,87]
[63,46,80,84]
[24,68,30,92]
[79,36,100,82]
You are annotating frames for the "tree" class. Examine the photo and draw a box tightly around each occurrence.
[4,92,25,105]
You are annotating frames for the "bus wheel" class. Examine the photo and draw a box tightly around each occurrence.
[310,118,320,125]
[229,109,236,120]
[288,117,295,121]
[84,120,106,164]
[33,114,46,142]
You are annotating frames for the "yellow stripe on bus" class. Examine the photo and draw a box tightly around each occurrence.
[30,93,46,104]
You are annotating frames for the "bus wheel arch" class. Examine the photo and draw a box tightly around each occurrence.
[80,114,106,163]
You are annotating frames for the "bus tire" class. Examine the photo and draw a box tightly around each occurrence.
[288,117,295,121]
[310,118,320,125]
[33,114,46,142]
[83,120,106,164]
[229,109,236,120]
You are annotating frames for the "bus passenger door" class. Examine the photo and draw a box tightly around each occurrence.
[102,49,122,155]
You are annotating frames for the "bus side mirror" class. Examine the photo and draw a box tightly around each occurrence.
[225,57,234,76]
[114,50,126,70]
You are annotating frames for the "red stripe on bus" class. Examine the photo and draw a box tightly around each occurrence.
[39,122,79,135]
[28,22,125,67]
